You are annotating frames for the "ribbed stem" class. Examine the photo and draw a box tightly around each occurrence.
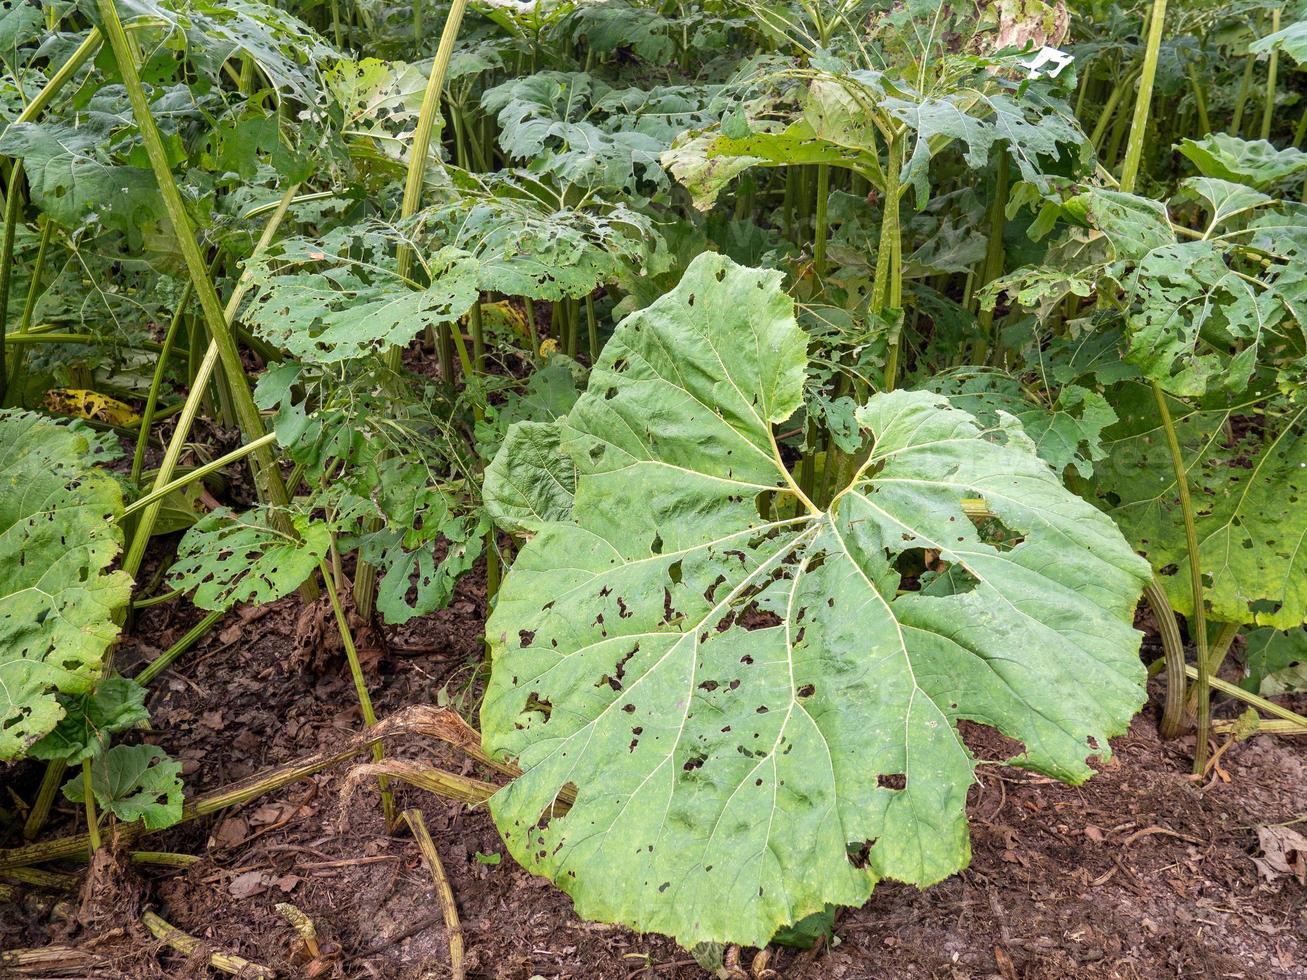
[1118,0,1167,191]
[1261,7,1281,141]
[321,561,394,827]
[131,283,192,484]
[97,0,287,510]
[1151,385,1210,773]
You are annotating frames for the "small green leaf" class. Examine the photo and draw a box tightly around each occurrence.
[62,744,184,830]
[927,369,1117,478]
[170,507,330,612]
[30,677,150,766]
[484,420,578,535]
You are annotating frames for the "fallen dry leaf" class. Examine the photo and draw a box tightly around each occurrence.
[229,871,272,900]
[1252,825,1307,885]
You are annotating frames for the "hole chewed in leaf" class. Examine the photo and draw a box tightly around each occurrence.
[481,254,1151,950]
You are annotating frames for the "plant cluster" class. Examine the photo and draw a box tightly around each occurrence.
[1,0,1305,957]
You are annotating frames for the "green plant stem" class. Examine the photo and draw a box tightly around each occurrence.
[357,0,470,623]
[1261,7,1281,141]
[0,163,23,402]
[1119,0,1167,192]
[1183,620,1241,718]
[3,214,53,404]
[565,298,579,358]
[875,134,904,391]
[1152,385,1210,773]
[22,761,64,840]
[1186,63,1211,136]
[1118,1,1210,773]
[320,561,394,828]
[1184,666,1307,729]
[131,588,180,609]
[387,0,470,373]
[81,759,100,853]
[469,298,484,372]
[973,149,1009,362]
[97,0,289,512]
[1146,578,1187,739]
[121,182,300,581]
[585,292,599,362]
[0,20,104,384]
[133,609,224,686]
[1231,56,1255,134]
[1,333,182,356]
[131,283,192,484]
[525,297,540,361]
[813,163,829,277]
[125,434,279,523]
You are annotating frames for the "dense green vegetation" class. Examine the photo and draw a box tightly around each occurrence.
[2,0,1305,957]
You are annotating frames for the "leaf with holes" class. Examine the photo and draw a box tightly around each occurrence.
[1119,240,1286,396]
[1092,387,1307,630]
[62,743,184,830]
[926,368,1118,478]
[421,170,666,301]
[0,410,133,761]
[481,253,1150,948]
[169,507,330,612]
[243,226,479,363]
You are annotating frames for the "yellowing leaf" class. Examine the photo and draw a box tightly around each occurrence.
[42,388,141,426]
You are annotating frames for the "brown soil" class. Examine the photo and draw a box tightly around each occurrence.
[2,557,1305,980]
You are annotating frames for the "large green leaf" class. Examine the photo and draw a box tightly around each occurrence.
[1249,19,1307,66]
[0,119,168,243]
[422,170,666,301]
[1092,387,1307,629]
[0,411,133,761]
[481,254,1150,948]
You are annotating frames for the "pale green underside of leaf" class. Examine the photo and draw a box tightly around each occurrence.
[0,411,132,761]
[1092,386,1307,629]
[169,507,330,612]
[482,254,1149,948]
[1242,627,1307,695]
[1250,20,1307,66]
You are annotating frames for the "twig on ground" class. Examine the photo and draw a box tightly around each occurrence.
[402,808,465,980]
